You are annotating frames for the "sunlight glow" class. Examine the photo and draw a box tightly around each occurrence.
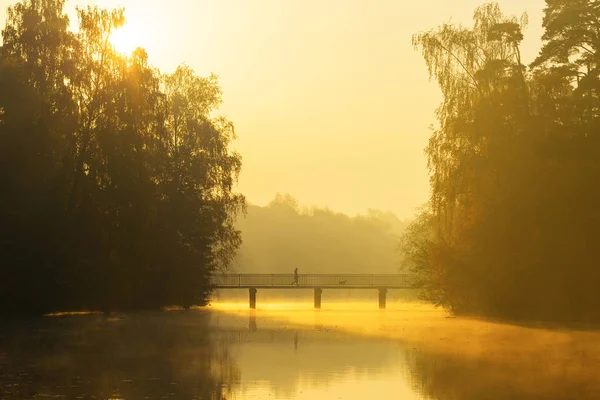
[110,21,145,55]
[208,301,437,312]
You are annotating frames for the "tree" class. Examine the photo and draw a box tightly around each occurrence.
[532,0,600,136]
[412,2,533,316]
[412,1,600,321]
[0,0,244,314]
[235,194,407,275]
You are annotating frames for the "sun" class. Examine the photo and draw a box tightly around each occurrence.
[110,22,145,55]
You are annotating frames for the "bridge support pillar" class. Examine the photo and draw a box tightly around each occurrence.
[249,287,257,309]
[314,288,322,309]
[378,288,387,309]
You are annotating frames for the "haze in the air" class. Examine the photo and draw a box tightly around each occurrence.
[5,0,600,398]
[0,0,544,218]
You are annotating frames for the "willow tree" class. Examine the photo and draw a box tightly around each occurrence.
[409,0,600,321]
[410,3,532,314]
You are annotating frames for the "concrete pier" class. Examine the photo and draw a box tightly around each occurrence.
[378,288,387,309]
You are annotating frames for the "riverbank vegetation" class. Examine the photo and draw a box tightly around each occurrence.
[0,0,244,314]
[405,0,600,322]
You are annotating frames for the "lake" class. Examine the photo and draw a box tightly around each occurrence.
[1,301,600,399]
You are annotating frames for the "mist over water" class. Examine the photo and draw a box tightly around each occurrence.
[213,300,600,399]
[1,300,599,399]
[2,0,600,398]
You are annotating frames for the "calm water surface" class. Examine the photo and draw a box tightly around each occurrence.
[1,302,600,399]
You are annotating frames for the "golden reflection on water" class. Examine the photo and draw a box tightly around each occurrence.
[2,301,600,399]
[211,300,600,399]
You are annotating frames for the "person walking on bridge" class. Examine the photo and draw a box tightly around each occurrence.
[292,268,299,286]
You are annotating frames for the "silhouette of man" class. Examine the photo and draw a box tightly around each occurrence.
[292,268,299,286]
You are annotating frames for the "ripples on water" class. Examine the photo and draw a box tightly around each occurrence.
[1,300,600,399]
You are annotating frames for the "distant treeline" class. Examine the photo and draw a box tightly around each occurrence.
[234,193,409,274]
[404,1,600,322]
[0,1,244,314]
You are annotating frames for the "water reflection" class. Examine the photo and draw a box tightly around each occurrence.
[249,310,257,332]
[406,339,600,400]
[0,311,238,400]
[210,311,415,399]
[2,306,600,399]
[215,304,600,400]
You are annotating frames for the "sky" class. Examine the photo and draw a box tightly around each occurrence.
[0,0,545,219]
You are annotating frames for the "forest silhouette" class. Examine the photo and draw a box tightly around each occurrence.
[0,0,244,314]
[404,0,600,323]
[235,193,408,274]
[2,0,600,325]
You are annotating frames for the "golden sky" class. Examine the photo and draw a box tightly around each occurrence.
[0,0,545,218]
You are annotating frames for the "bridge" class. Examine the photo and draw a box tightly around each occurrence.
[211,274,415,309]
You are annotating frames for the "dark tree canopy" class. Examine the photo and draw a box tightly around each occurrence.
[406,0,600,322]
[0,0,244,314]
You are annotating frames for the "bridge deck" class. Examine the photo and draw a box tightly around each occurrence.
[211,273,414,289]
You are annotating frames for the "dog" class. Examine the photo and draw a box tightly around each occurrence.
[339,280,347,285]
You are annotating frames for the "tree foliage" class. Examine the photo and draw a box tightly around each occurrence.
[235,194,409,275]
[406,0,600,322]
[0,0,244,314]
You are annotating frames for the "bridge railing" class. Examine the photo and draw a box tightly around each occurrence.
[211,273,414,288]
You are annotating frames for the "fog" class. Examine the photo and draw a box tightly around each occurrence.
[234,194,410,274]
